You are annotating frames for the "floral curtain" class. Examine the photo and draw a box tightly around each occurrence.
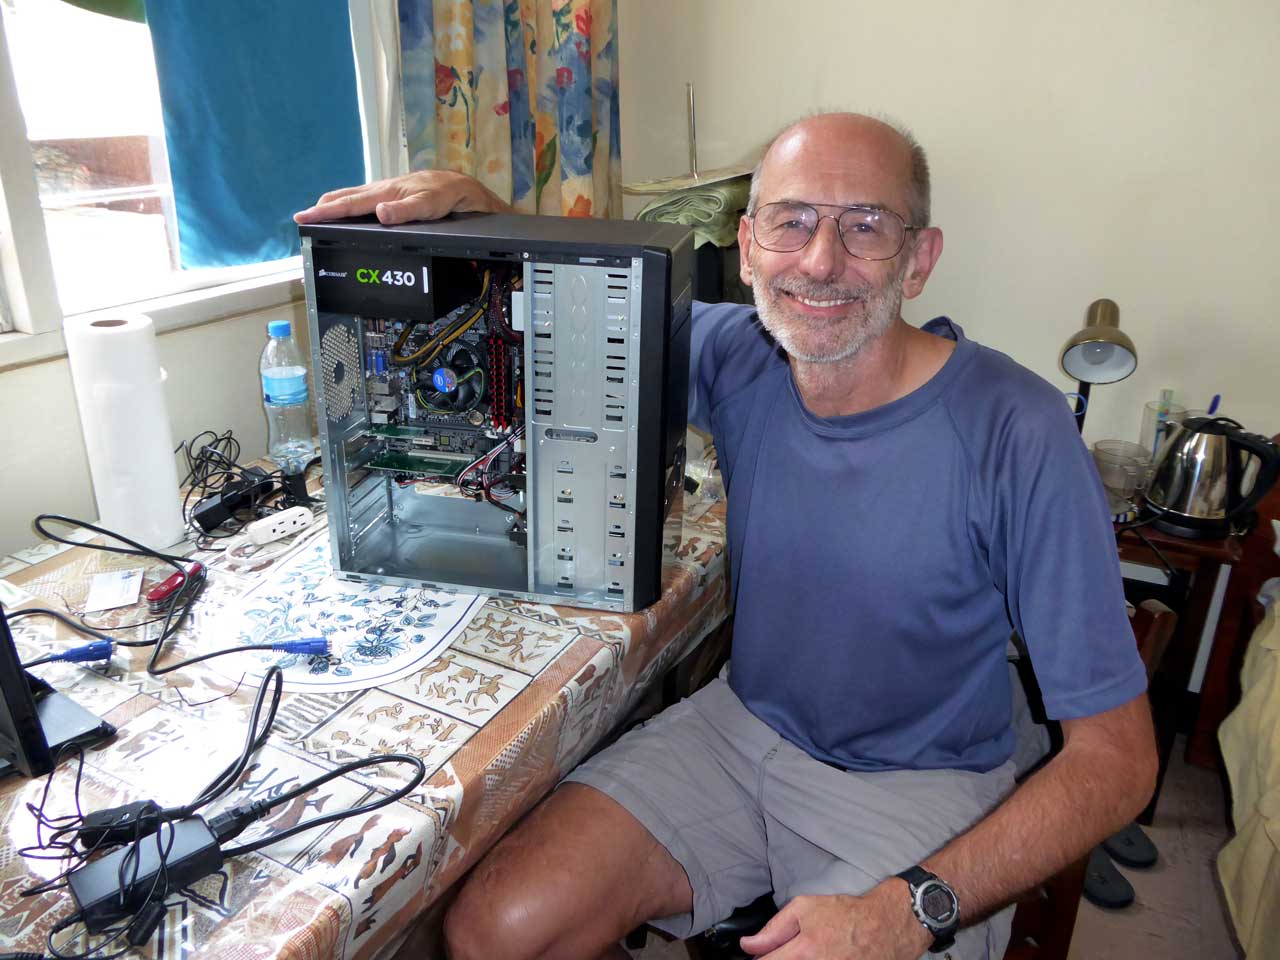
[398,0,621,218]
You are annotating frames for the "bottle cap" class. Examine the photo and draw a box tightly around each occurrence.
[268,320,292,338]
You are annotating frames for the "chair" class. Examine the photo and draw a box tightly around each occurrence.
[678,603,1175,960]
[1132,598,1177,681]
[1002,854,1088,960]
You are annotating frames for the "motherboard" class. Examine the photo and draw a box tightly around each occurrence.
[358,265,526,518]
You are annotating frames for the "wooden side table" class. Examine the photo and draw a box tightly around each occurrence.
[1116,523,1242,778]
[1185,462,1280,770]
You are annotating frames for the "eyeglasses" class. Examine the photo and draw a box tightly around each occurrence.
[750,201,921,261]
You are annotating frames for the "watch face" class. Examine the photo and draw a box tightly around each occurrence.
[918,880,959,925]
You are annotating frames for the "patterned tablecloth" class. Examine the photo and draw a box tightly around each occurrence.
[0,492,727,960]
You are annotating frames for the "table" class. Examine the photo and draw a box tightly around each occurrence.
[0,489,728,960]
[1186,471,1280,771]
[1116,522,1242,796]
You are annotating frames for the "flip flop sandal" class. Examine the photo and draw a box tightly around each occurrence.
[1083,846,1135,909]
[1102,822,1159,869]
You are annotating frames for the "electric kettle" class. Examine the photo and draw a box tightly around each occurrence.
[1145,417,1280,538]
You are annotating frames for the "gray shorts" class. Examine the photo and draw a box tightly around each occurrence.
[564,675,1017,959]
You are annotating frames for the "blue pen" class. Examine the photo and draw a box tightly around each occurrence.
[1207,394,1221,416]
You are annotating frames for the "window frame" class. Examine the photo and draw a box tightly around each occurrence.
[0,11,60,338]
[0,1,400,366]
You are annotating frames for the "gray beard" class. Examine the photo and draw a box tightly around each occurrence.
[754,267,904,364]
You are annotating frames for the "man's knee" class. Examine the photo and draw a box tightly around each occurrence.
[442,783,690,959]
[444,879,632,960]
[444,873,542,960]
[442,791,596,960]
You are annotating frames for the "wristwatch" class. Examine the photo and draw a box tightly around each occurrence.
[895,865,960,954]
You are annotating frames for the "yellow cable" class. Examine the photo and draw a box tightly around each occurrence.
[390,270,491,365]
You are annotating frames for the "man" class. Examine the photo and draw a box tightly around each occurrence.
[296,113,1156,960]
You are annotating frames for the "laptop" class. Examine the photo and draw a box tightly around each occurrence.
[0,600,115,778]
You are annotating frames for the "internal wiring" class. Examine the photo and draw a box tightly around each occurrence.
[447,426,526,517]
[482,456,526,515]
[455,426,522,497]
[390,270,492,366]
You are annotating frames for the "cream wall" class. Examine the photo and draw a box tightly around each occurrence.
[5,1,1276,555]
[618,0,1279,447]
[0,301,304,558]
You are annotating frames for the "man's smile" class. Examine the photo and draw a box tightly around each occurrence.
[785,292,859,308]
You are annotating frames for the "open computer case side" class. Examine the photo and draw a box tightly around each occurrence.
[299,214,692,613]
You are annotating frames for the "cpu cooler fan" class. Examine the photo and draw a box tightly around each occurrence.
[418,345,484,415]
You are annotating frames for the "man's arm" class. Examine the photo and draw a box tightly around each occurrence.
[921,692,1156,922]
[741,693,1156,959]
[294,170,512,225]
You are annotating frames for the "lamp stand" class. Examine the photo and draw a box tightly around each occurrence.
[1074,380,1091,434]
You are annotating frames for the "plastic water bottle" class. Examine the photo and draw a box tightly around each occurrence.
[261,320,313,475]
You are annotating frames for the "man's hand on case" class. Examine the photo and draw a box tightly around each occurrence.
[294,170,513,225]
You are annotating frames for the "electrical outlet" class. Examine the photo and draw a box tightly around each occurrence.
[247,506,314,545]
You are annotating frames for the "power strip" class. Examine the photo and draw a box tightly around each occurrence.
[246,506,313,545]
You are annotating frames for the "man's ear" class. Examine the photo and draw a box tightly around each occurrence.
[901,227,943,300]
[737,215,756,288]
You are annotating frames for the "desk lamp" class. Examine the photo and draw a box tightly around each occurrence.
[1060,298,1138,432]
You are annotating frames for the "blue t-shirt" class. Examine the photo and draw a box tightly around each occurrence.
[689,302,1147,774]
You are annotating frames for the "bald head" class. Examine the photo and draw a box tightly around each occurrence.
[746,113,931,227]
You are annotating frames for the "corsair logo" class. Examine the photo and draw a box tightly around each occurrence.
[318,269,349,279]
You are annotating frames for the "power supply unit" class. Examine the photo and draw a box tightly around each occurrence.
[299,213,693,613]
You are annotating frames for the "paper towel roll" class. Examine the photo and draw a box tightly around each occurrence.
[63,313,186,549]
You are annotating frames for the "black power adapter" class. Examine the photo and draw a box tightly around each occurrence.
[77,800,164,849]
[66,818,223,933]
[191,467,276,532]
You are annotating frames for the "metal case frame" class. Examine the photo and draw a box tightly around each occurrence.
[299,214,692,612]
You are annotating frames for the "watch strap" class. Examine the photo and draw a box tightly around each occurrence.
[896,865,934,888]
[895,866,959,954]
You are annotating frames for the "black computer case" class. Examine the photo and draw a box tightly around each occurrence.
[299,213,693,612]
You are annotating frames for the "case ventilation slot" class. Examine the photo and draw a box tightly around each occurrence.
[603,272,630,428]
[532,266,556,420]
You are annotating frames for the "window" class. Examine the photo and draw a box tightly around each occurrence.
[1,0,193,316]
[0,275,13,333]
[0,0,377,339]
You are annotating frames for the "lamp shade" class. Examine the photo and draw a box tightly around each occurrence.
[1060,298,1137,384]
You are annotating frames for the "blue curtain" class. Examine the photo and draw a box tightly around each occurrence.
[143,0,364,269]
